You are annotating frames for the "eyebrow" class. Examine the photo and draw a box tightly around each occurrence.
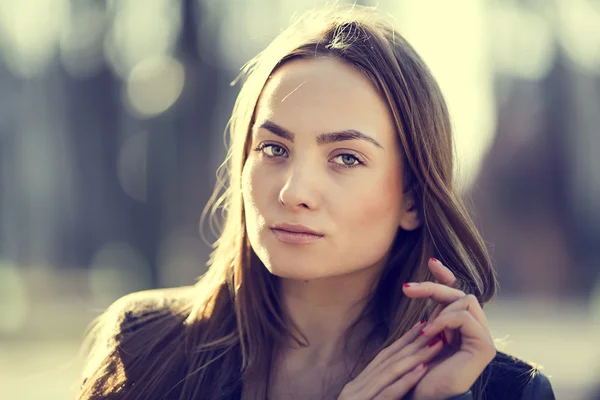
[255,120,383,149]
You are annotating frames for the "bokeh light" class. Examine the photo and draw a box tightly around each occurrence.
[59,1,107,79]
[0,1,598,398]
[125,55,185,118]
[556,0,600,72]
[103,0,181,79]
[0,0,69,78]
[491,3,555,80]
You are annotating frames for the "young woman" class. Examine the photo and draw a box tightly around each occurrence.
[78,5,555,400]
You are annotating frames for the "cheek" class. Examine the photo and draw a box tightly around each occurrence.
[241,161,272,225]
[334,173,403,260]
[241,161,260,213]
[353,186,400,231]
[351,167,403,224]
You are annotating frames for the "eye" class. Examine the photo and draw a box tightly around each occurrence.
[254,143,288,158]
[331,153,363,168]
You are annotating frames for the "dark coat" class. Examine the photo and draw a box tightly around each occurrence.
[82,287,555,400]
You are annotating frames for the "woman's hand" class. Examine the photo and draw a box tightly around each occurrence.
[337,318,446,400]
[402,258,496,400]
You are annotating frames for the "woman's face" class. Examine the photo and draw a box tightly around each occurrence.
[242,57,419,281]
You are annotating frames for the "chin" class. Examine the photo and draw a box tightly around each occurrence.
[266,267,324,281]
[263,256,347,281]
[261,259,313,279]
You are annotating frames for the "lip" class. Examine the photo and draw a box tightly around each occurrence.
[271,223,323,236]
[270,223,324,245]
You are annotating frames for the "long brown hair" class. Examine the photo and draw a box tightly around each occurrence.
[78,4,498,399]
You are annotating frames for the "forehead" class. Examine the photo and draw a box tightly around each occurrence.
[254,57,395,143]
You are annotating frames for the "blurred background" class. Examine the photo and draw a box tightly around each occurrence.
[0,0,598,398]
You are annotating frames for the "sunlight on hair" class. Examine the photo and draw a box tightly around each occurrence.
[125,55,185,118]
[0,0,69,78]
[0,261,29,334]
[89,242,152,308]
[393,0,495,191]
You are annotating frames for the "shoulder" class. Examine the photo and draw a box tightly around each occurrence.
[86,286,194,348]
[108,285,195,319]
[95,286,196,362]
[79,286,195,397]
[482,351,555,400]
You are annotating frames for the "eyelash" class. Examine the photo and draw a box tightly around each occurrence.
[252,143,364,169]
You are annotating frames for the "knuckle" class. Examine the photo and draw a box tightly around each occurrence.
[341,381,356,395]
[465,294,479,304]
[391,355,416,374]
[376,348,391,360]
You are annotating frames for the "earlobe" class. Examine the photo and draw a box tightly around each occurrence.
[399,207,422,231]
[399,195,422,231]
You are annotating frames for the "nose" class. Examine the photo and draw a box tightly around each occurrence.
[278,164,320,211]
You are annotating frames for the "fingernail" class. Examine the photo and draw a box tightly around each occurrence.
[430,257,438,263]
[427,336,442,347]
[413,319,427,328]
[414,362,427,372]
[403,283,411,288]
[440,331,448,345]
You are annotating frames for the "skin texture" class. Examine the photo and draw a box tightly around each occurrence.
[337,259,496,400]
[241,57,420,367]
[402,259,496,400]
[240,58,495,399]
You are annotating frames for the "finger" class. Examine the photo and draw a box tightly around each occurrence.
[424,303,455,346]
[426,257,457,325]
[366,338,444,399]
[420,310,491,348]
[383,331,447,370]
[427,294,488,346]
[385,322,448,362]
[373,362,428,400]
[429,257,457,287]
[359,319,427,377]
[438,294,490,335]
[403,281,466,304]
[420,310,497,369]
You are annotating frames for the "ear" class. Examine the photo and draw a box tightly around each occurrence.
[398,190,422,231]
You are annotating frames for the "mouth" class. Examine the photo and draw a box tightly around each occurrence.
[270,223,324,245]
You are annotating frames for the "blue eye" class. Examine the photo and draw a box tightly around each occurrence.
[253,143,363,169]
[254,143,288,158]
[331,153,363,168]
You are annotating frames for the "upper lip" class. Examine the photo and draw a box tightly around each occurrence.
[271,223,324,236]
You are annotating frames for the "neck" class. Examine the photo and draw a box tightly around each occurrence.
[277,264,382,367]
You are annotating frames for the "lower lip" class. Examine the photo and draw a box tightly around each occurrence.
[271,228,324,244]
